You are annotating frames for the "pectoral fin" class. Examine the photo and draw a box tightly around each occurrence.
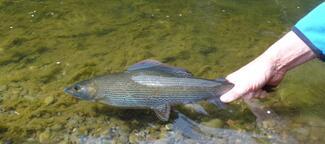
[208,98,227,109]
[184,104,209,115]
[153,104,171,121]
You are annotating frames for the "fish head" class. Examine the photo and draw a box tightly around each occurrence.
[64,80,97,101]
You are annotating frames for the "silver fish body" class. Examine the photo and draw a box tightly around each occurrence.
[64,60,233,121]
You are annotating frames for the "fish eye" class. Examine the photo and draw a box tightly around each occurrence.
[73,85,81,92]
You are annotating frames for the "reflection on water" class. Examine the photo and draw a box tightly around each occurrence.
[0,0,325,143]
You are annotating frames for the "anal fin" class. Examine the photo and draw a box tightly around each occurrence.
[153,104,171,121]
[208,98,227,109]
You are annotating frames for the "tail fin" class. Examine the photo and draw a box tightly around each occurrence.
[207,78,234,109]
[213,78,234,96]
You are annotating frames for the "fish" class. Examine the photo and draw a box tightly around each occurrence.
[64,59,233,121]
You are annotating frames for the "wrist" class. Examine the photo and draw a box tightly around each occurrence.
[260,31,316,74]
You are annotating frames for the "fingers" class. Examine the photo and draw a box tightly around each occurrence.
[220,86,245,103]
[220,74,247,103]
[220,87,269,103]
[221,61,274,103]
[243,90,268,100]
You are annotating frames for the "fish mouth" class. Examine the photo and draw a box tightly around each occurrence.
[63,87,93,100]
[64,87,81,99]
[64,87,79,98]
[64,87,73,95]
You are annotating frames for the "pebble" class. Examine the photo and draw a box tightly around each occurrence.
[20,89,28,96]
[128,133,139,144]
[51,124,63,131]
[72,128,77,133]
[44,96,55,105]
[26,138,37,143]
[39,129,51,143]
[0,85,7,92]
[12,89,21,96]
[58,140,68,144]
[165,124,173,131]
[14,111,20,115]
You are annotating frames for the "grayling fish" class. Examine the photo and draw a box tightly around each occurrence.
[64,59,233,121]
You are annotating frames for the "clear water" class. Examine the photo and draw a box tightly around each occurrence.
[0,0,324,143]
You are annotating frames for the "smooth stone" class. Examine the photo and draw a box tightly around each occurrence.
[0,85,7,92]
[165,124,173,131]
[58,140,68,144]
[19,89,28,96]
[39,129,51,143]
[51,124,63,131]
[44,96,54,105]
[128,133,139,144]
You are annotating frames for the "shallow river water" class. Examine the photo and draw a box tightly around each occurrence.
[0,0,324,143]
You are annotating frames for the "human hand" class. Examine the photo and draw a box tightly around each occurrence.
[220,31,316,103]
[220,57,285,103]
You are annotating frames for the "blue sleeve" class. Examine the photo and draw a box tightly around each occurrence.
[292,2,325,61]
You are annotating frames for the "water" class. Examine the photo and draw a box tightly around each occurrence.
[0,0,324,143]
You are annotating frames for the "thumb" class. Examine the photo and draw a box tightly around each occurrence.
[220,87,243,103]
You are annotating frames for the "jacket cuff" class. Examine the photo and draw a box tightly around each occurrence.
[292,26,325,61]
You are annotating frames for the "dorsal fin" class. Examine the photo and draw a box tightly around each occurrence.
[153,104,171,121]
[127,59,161,71]
[127,59,192,77]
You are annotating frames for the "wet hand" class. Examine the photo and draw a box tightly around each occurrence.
[220,31,316,103]
[220,57,285,103]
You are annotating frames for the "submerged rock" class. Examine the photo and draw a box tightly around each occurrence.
[0,85,7,92]
[51,124,63,131]
[44,96,55,105]
[39,129,51,143]
[165,124,173,131]
[128,133,139,144]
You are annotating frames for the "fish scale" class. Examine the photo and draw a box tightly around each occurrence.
[64,59,233,121]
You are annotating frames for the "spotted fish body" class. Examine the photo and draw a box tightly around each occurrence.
[64,60,233,121]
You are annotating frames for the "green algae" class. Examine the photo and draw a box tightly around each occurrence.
[201,118,224,128]
[0,0,324,143]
